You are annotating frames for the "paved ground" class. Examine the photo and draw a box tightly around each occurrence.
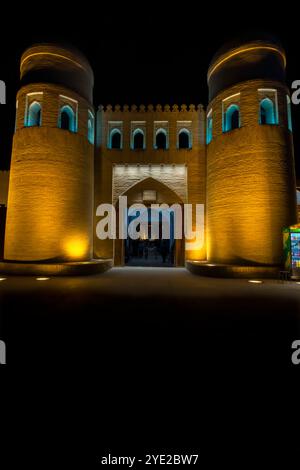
[1,265,300,298]
[0,267,299,369]
[126,257,174,266]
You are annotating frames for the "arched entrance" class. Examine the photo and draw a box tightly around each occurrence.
[114,177,185,267]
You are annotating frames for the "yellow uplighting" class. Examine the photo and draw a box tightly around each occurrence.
[0,278,7,281]
[248,280,263,284]
[36,277,50,281]
[208,45,286,81]
[63,236,88,259]
[207,263,216,267]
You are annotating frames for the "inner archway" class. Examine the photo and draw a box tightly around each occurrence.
[114,177,185,267]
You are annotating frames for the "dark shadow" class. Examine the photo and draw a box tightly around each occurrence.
[111,131,121,149]
[156,131,167,149]
[179,131,189,149]
[133,131,144,149]
[0,205,6,260]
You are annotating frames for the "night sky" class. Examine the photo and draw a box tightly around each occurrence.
[1,5,299,174]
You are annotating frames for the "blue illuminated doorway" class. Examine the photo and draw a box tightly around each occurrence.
[125,208,176,267]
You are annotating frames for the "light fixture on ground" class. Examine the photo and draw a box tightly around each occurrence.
[36,277,50,281]
[0,278,7,281]
[248,280,263,284]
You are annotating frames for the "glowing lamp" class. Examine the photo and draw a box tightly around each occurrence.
[63,236,88,259]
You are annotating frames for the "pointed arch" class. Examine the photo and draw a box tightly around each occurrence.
[115,176,184,207]
[26,101,42,127]
[206,111,213,144]
[110,128,122,149]
[59,104,76,132]
[259,97,277,125]
[114,176,185,267]
[87,110,94,144]
[178,128,191,149]
[155,128,167,149]
[132,128,145,150]
[224,104,240,132]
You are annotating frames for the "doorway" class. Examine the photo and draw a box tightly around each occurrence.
[124,208,176,267]
[113,176,186,267]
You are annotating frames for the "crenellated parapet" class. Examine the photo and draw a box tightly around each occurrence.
[98,104,203,113]
[96,102,206,150]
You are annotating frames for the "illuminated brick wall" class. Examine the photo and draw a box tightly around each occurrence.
[0,171,9,205]
[4,46,94,262]
[206,79,297,265]
[3,40,298,268]
[94,104,206,264]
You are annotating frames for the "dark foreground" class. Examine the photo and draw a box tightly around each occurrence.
[1,267,299,466]
[1,267,299,366]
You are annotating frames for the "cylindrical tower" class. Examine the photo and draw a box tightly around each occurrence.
[4,44,95,262]
[206,39,297,266]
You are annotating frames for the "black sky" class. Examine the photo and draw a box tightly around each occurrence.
[1,4,299,173]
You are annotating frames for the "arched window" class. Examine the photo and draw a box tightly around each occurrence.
[155,129,167,149]
[87,111,94,144]
[27,101,42,127]
[59,105,76,132]
[259,97,276,125]
[224,104,240,132]
[110,129,122,149]
[286,95,293,132]
[178,129,191,149]
[206,113,213,144]
[133,129,145,149]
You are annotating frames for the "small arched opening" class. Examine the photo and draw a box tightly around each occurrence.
[155,129,167,149]
[110,129,122,149]
[259,97,276,125]
[178,129,191,149]
[59,105,76,132]
[133,129,145,149]
[27,101,42,127]
[224,104,240,132]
